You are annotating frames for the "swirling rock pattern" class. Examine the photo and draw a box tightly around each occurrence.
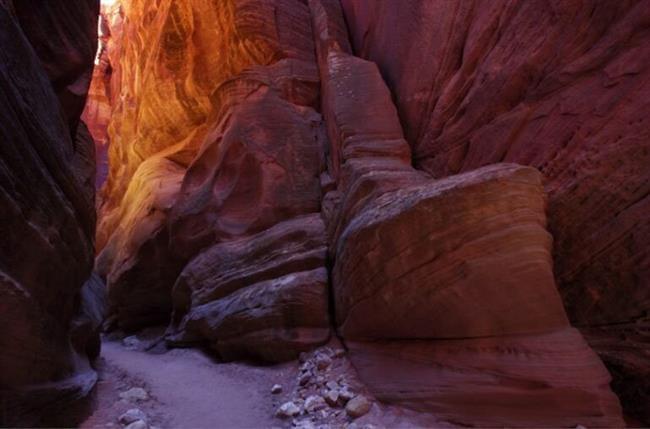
[0,1,101,426]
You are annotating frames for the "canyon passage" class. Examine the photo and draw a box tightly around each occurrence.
[1,0,648,428]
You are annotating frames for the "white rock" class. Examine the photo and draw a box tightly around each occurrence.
[271,384,283,394]
[339,388,354,403]
[276,401,301,418]
[325,380,339,391]
[346,395,372,418]
[315,354,332,370]
[119,408,147,425]
[119,387,149,402]
[124,420,148,429]
[298,372,311,386]
[304,395,327,412]
[324,390,339,407]
[294,419,317,429]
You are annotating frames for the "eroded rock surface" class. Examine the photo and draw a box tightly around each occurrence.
[339,1,649,422]
[168,215,330,361]
[0,1,100,426]
[340,0,650,327]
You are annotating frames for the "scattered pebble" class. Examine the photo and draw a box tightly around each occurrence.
[271,384,283,394]
[315,354,332,371]
[339,388,354,403]
[325,380,339,391]
[119,408,147,425]
[299,372,311,386]
[346,395,372,418]
[119,387,149,402]
[304,395,327,413]
[324,389,339,407]
[124,420,148,429]
[293,419,317,429]
[276,401,301,418]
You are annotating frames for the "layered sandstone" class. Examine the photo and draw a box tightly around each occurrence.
[94,0,329,351]
[0,1,101,426]
[340,0,650,327]
[81,0,639,425]
[310,2,623,425]
[340,1,649,421]
[169,215,330,361]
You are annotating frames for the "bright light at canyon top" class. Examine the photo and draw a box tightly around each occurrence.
[101,0,118,5]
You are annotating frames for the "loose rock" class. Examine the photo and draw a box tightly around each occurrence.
[315,354,332,370]
[299,372,311,386]
[324,390,340,407]
[124,420,148,429]
[119,387,149,402]
[345,395,372,418]
[271,384,283,394]
[276,401,301,418]
[304,395,327,413]
[119,408,147,425]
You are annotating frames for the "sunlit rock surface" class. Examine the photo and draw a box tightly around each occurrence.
[0,1,101,426]
[94,0,327,348]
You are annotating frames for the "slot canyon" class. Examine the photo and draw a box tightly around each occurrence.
[1,0,648,427]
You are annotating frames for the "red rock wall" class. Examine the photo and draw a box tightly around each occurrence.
[0,0,102,426]
[340,0,650,327]
[83,0,641,425]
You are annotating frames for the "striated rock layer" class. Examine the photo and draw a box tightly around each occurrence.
[340,1,649,421]
[86,0,634,425]
[0,1,102,426]
[94,0,330,359]
[340,0,650,327]
[310,2,623,425]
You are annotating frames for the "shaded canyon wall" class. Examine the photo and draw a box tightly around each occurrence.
[0,0,103,426]
[339,0,650,422]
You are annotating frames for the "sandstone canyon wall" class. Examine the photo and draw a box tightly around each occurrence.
[339,0,650,421]
[81,0,647,426]
[0,0,102,426]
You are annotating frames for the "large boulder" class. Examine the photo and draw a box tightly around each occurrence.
[340,0,650,327]
[334,164,567,340]
[168,215,330,361]
[308,2,624,425]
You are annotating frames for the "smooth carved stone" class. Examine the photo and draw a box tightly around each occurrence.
[168,215,330,361]
[0,2,98,426]
[340,0,650,327]
[169,89,322,261]
[96,156,185,330]
[97,0,319,250]
[346,329,624,428]
[180,268,330,362]
[13,0,99,134]
[334,164,567,340]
